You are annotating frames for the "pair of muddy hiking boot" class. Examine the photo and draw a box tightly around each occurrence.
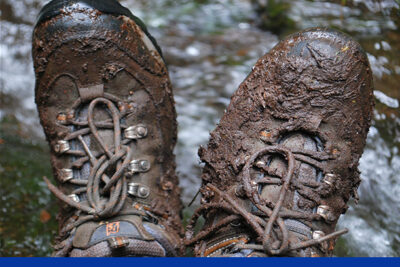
[32,0,374,257]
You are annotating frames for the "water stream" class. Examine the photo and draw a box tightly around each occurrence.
[0,0,399,256]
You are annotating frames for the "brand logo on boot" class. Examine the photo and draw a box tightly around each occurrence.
[106,222,120,236]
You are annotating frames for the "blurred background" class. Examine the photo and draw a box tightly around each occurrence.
[0,0,399,257]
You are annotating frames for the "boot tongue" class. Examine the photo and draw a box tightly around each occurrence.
[259,132,320,240]
[284,219,312,238]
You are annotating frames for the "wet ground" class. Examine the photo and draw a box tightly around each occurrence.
[0,0,399,257]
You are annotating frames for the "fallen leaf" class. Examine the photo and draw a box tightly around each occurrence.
[40,210,51,223]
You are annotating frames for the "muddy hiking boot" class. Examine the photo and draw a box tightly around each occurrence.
[186,28,374,257]
[32,0,183,257]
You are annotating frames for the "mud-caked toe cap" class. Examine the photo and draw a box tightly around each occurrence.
[286,27,367,58]
[266,27,372,92]
[250,27,374,142]
[34,0,162,57]
[37,0,136,26]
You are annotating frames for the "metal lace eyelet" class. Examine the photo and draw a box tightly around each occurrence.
[200,197,208,204]
[56,113,67,123]
[108,237,129,249]
[317,205,333,221]
[322,173,336,186]
[312,230,325,240]
[312,230,328,251]
[54,140,70,154]
[60,168,73,183]
[129,159,150,173]
[310,251,321,257]
[68,194,80,203]
[128,183,150,198]
[230,221,242,227]
[138,186,150,198]
[255,160,266,168]
[124,125,148,139]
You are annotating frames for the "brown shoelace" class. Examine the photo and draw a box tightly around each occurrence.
[44,93,147,255]
[185,145,348,256]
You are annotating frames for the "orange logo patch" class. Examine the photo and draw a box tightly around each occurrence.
[106,222,120,236]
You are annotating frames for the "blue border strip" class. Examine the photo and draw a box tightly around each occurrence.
[1,257,400,267]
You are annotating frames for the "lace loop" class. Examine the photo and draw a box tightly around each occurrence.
[186,144,347,256]
[45,93,136,221]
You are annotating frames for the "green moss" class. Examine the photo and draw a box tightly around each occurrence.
[0,115,58,256]
[333,237,356,257]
